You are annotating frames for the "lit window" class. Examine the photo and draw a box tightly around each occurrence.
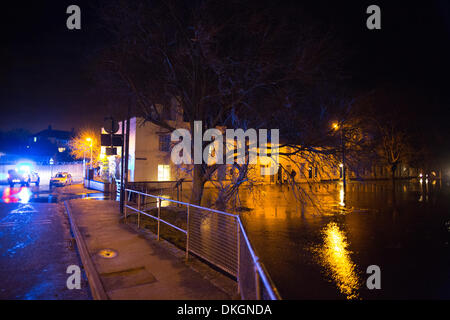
[58,147,66,153]
[33,137,37,142]
[158,164,170,181]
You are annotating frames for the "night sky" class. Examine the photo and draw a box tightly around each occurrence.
[0,0,105,133]
[1,1,449,151]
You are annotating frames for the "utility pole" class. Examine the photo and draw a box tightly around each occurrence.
[124,106,131,193]
[119,120,125,214]
[90,141,93,169]
[119,108,131,215]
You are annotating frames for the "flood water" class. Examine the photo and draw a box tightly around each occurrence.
[237,179,450,299]
[0,185,107,204]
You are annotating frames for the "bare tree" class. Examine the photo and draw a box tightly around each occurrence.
[96,0,346,206]
[375,118,412,180]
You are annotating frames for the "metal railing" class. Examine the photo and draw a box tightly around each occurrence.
[126,180,188,202]
[124,188,281,300]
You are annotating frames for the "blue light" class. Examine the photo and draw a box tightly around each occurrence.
[18,164,31,173]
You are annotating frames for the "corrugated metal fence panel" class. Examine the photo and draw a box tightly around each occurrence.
[188,206,238,277]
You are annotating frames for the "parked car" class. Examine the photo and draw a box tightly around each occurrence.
[7,169,40,187]
[28,172,40,186]
[50,172,72,187]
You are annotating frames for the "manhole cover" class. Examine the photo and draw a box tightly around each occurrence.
[98,249,118,259]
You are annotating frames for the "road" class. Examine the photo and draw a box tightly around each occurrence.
[0,184,96,299]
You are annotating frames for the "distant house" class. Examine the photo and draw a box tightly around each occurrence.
[32,125,73,146]
[29,125,75,162]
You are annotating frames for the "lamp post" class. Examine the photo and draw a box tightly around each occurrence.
[340,125,346,190]
[86,138,93,169]
[82,149,87,185]
[85,137,93,188]
[332,122,346,190]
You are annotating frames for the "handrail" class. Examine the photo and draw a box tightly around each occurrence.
[237,216,281,300]
[124,187,281,300]
[125,203,187,234]
[125,189,239,218]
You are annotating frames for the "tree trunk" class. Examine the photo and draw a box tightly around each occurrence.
[215,190,228,211]
[391,164,397,181]
[190,164,205,205]
[391,164,397,193]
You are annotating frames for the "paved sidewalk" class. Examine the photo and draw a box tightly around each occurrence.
[67,198,231,299]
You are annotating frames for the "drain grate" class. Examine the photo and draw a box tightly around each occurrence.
[98,249,118,259]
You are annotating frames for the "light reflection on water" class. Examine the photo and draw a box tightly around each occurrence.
[314,222,360,300]
[17,188,32,203]
[231,179,449,299]
[2,187,32,203]
[339,184,346,207]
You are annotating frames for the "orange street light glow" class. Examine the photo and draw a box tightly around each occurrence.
[332,122,339,130]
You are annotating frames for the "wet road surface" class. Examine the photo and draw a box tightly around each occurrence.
[0,184,94,299]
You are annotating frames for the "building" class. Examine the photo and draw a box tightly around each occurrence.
[100,115,420,185]
[29,125,75,162]
[100,111,189,183]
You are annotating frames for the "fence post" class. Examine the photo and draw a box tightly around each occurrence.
[180,181,183,203]
[185,205,189,262]
[137,193,141,228]
[157,197,161,241]
[255,265,261,300]
[236,219,240,296]
[124,189,128,221]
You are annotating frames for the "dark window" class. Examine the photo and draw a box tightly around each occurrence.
[159,135,171,152]
[308,167,313,179]
[314,167,318,178]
